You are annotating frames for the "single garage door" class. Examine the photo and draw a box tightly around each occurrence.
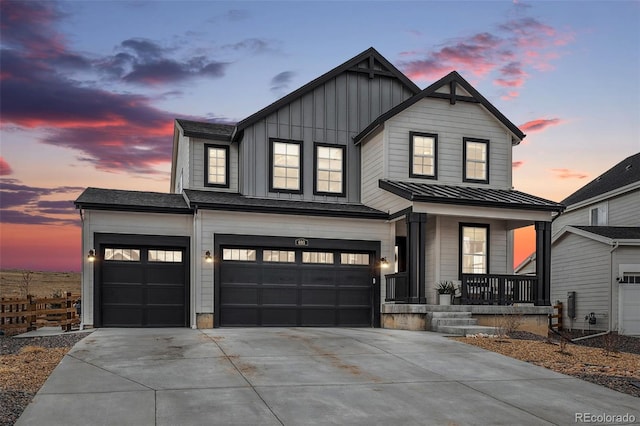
[219,246,375,327]
[619,279,640,336]
[98,243,188,327]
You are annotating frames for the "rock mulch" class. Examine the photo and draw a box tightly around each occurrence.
[0,332,90,426]
[455,332,640,398]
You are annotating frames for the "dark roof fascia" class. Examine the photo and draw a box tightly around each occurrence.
[74,202,193,215]
[232,47,421,141]
[175,119,234,142]
[379,180,564,213]
[354,71,526,145]
[184,191,388,220]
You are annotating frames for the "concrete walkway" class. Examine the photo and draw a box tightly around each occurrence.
[17,328,639,425]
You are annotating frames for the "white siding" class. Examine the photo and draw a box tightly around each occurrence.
[608,190,640,226]
[384,98,513,190]
[551,233,610,331]
[197,211,393,312]
[80,210,193,327]
[190,138,239,192]
[173,129,190,193]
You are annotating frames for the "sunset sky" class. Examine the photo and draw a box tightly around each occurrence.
[1,0,639,272]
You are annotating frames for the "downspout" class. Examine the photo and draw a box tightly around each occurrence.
[571,241,618,342]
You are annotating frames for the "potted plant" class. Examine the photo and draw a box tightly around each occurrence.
[437,281,455,305]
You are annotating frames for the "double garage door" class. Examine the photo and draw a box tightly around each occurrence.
[96,234,189,327]
[218,236,378,327]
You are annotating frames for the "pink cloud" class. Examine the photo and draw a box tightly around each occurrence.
[0,157,12,175]
[550,168,588,180]
[519,118,563,133]
[512,161,525,168]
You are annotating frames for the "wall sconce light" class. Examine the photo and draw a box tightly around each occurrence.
[87,249,96,262]
[204,250,213,263]
[380,257,390,269]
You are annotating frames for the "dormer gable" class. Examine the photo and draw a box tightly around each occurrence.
[354,71,525,145]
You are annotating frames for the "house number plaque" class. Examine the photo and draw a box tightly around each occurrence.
[295,238,309,247]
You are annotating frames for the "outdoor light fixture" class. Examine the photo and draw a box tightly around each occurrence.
[380,257,390,269]
[87,249,96,262]
[204,250,213,263]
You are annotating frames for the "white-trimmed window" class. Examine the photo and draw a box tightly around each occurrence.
[410,132,437,178]
[464,138,489,183]
[589,204,608,226]
[340,253,370,265]
[206,145,229,187]
[271,140,301,192]
[315,144,344,195]
[104,248,141,262]
[222,248,256,262]
[460,224,489,274]
[263,250,295,263]
[148,250,182,263]
[302,252,334,264]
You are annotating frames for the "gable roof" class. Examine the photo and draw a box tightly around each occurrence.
[75,188,191,214]
[561,152,640,206]
[553,225,640,245]
[232,47,421,141]
[380,180,564,212]
[175,119,234,141]
[353,71,526,144]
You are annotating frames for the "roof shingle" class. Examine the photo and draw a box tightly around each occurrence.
[176,119,235,141]
[572,226,640,240]
[75,188,190,213]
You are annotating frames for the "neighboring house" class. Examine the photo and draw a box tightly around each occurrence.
[75,48,563,329]
[550,153,640,335]
[514,253,536,276]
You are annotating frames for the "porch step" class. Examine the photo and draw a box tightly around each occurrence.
[431,318,477,327]
[435,325,501,337]
[430,311,472,318]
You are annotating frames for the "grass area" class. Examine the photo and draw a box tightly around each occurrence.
[0,270,80,299]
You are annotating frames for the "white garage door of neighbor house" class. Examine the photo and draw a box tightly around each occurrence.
[619,282,640,336]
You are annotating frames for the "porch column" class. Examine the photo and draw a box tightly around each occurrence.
[535,221,552,306]
[406,212,427,304]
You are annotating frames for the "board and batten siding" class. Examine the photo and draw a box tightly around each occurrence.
[190,137,239,192]
[240,72,414,203]
[551,233,610,331]
[173,128,190,193]
[80,210,193,328]
[385,97,513,189]
[197,211,393,313]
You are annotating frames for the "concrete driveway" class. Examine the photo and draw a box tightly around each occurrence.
[17,328,639,426]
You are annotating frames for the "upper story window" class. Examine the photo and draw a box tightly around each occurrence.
[460,224,489,275]
[410,132,437,179]
[463,138,489,183]
[205,144,229,188]
[314,143,345,196]
[270,139,302,193]
[589,204,608,225]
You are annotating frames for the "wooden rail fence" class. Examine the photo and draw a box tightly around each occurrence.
[548,302,563,331]
[1,292,80,334]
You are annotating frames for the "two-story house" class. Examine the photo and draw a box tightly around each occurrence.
[75,48,564,330]
[550,153,640,335]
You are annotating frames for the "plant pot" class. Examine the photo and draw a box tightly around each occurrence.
[439,294,451,305]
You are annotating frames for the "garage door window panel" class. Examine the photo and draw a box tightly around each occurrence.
[263,250,295,263]
[341,253,370,265]
[104,248,141,262]
[148,250,183,263]
[302,252,334,264]
[223,248,256,261]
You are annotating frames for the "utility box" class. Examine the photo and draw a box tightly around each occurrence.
[567,291,576,319]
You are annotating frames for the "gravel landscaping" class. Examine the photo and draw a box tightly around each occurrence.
[0,332,90,426]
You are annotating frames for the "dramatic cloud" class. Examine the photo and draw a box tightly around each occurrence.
[0,178,82,225]
[0,157,12,175]
[550,168,588,180]
[270,71,295,95]
[0,0,235,174]
[519,118,563,133]
[512,161,524,168]
[222,38,277,54]
[400,5,574,99]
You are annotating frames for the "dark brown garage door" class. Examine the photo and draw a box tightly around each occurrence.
[95,234,189,327]
[219,246,375,327]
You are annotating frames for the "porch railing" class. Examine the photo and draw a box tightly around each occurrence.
[385,272,408,302]
[461,274,538,305]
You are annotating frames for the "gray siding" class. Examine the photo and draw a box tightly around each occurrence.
[190,137,239,193]
[608,190,640,226]
[240,71,414,202]
[551,233,610,331]
[385,98,513,189]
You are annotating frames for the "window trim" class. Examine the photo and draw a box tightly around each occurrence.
[409,131,438,179]
[204,144,230,188]
[458,223,490,279]
[463,137,489,184]
[269,138,303,194]
[313,142,346,197]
